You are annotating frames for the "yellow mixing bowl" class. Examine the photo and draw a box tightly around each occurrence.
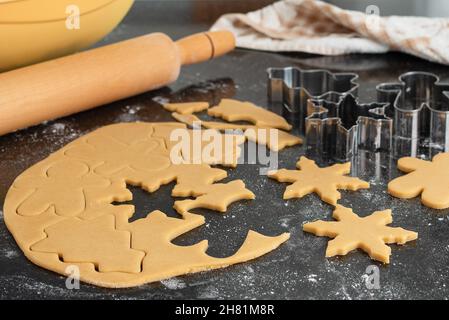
[0,0,134,71]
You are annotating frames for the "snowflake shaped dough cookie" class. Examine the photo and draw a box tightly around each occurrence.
[268,156,369,205]
[303,205,418,263]
[388,153,449,209]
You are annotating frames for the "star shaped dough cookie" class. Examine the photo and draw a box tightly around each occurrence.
[303,205,418,263]
[268,156,369,205]
[388,153,449,209]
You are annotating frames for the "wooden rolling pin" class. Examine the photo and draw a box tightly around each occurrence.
[0,31,235,136]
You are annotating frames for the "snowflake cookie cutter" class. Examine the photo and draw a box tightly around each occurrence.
[306,94,392,161]
[376,71,449,158]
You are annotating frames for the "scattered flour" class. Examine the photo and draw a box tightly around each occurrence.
[245,265,254,273]
[39,122,81,143]
[152,96,170,105]
[3,250,19,259]
[307,274,318,283]
[160,278,187,290]
[50,123,66,133]
[198,285,219,299]
[124,105,142,115]
[279,218,289,228]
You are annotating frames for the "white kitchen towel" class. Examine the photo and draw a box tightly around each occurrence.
[210,0,449,65]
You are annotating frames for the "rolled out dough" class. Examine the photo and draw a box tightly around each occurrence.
[4,122,289,288]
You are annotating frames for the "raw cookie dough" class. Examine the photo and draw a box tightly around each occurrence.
[174,180,255,214]
[303,205,418,263]
[172,112,302,151]
[388,153,449,209]
[269,156,369,205]
[4,122,290,288]
[208,99,292,131]
[152,123,245,168]
[244,128,302,152]
[163,101,209,114]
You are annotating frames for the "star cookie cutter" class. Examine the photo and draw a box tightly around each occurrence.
[306,94,392,161]
[376,71,449,157]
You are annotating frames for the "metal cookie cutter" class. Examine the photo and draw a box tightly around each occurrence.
[267,66,392,161]
[306,94,391,161]
[267,67,359,133]
[377,71,449,157]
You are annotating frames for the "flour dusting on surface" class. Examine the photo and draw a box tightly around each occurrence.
[1,249,19,259]
[49,123,66,134]
[160,278,187,290]
[198,285,219,299]
[307,274,318,283]
[116,105,144,122]
[124,105,142,115]
[152,96,170,105]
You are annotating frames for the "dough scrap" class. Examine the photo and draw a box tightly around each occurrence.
[174,180,255,214]
[303,205,418,263]
[268,156,369,205]
[163,102,209,114]
[208,99,292,131]
[388,153,449,209]
[172,112,248,130]
[4,122,289,288]
[244,128,302,152]
[172,112,302,151]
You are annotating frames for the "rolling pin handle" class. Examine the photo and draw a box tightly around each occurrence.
[176,31,235,66]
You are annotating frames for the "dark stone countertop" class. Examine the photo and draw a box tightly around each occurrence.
[1,1,449,299]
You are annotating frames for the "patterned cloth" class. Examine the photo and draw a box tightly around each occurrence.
[211,0,449,65]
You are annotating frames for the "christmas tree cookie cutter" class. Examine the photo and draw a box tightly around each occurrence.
[306,94,391,161]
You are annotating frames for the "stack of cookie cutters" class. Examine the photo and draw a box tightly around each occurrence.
[267,66,392,161]
[267,67,449,161]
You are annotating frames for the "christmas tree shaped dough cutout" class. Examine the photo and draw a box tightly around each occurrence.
[32,214,145,273]
[388,153,449,209]
[269,156,369,204]
[303,205,418,263]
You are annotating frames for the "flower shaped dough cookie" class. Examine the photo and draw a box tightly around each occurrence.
[303,205,418,263]
[269,156,369,205]
[388,153,449,209]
